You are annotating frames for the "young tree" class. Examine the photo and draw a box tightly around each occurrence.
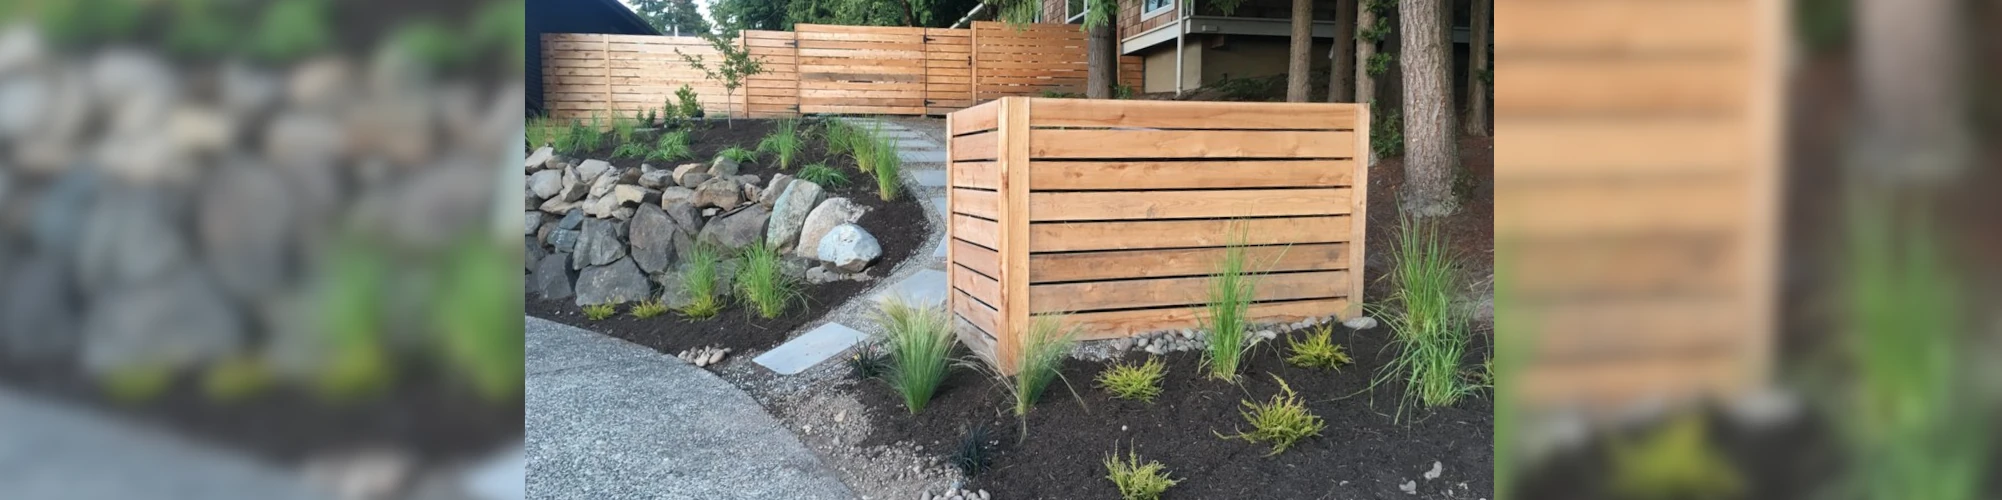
[1285,0,1312,101]
[1327,0,1355,102]
[676,34,765,128]
[1461,0,1488,136]
[1397,0,1457,216]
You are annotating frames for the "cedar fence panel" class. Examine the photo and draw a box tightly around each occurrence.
[947,98,1369,373]
[541,24,1147,120]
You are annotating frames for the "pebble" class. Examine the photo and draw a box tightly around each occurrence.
[1423,460,1442,480]
[1399,479,1417,494]
[1343,315,1379,330]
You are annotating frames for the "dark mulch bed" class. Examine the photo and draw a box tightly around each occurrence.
[853,324,1494,499]
[526,118,929,357]
[0,354,523,464]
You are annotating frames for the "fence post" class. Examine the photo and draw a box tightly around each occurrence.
[1350,103,1370,309]
[970,24,980,105]
[995,96,1030,374]
[602,34,612,118]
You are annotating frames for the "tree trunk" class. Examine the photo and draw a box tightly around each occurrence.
[1328,0,1355,102]
[1285,0,1313,102]
[1853,0,1967,182]
[1462,0,1489,136]
[1355,2,1376,106]
[1087,20,1116,98]
[1398,0,1458,216]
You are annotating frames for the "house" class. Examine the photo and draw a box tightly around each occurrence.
[527,0,660,115]
[1040,0,1474,98]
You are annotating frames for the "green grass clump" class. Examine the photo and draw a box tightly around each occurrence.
[557,114,604,155]
[1104,446,1179,500]
[250,0,331,62]
[1284,324,1352,370]
[757,119,804,169]
[1607,414,1743,500]
[821,121,860,157]
[582,303,616,321]
[1198,229,1258,382]
[1095,357,1166,403]
[1008,314,1079,417]
[1218,376,1325,456]
[875,298,956,414]
[733,242,801,319]
[872,141,903,201]
[611,114,639,145]
[719,146,759,164]
[797,163,850,187]
[629,299,669,319]
[527,115,566,150]
[1373,214,1476,414]
[678,243,725,319]
[612,142,649,159]
[649,130,694,162]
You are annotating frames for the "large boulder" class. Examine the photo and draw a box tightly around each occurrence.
[525,146,554,171]
[574,257,650,306]
[697,205,770,250]
[709,156,740,177]
[794,197,868,258]
[816,223,881,273]
[759,174,793,207]
[527,169,562,198]
[764,180,825,251]
[574,158,612,183]
[530,253,574,299]
[586,168,621,199]
[692,177,742,210]
[571,218,625,270]
[627,204,682,274]
[554,167,589,202]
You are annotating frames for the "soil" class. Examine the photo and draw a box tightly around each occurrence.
[0,354,524,465]
[852,323,1495,499]
[526,118,930,358]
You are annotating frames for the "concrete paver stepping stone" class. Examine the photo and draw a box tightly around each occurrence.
[910,170,948,188]
[752,322,872,375]
[897,149,947,164]
[872,269,949,306]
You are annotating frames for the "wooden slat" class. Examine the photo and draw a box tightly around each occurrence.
[1060,298,1352,340]
[1029,188,1351,221]
[954,262,1002,305]
[951,161,999,190]
[1029,216,1351,252]
[954,289,1001,333]
[1030,130,1356,159]
[952,188,1001,220]
[1348,105,1370,305]
[950,100,1001,134]
[1497,176,1747,235]
[1030,243,1348,283]
[1030,160,1354,190]
[1029,99,1362,130]
[1498,58,1746,115]
[1027,270,1347,313]
[950,131,999,161]
[996,97,1032,375]
[1497,1,1751,55]
[954,239,1001,278]
[1496,116,1749,178]
[953,213,999,249]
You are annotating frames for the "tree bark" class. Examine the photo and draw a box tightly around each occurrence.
[1853,0,1967,182]
[1328,0,1355,102]
[1462,0,1489,136]
[1398,0,1457,216]
[1087,18,1116,98]
[1285,0,1313,102]
[1355,2,1376,107]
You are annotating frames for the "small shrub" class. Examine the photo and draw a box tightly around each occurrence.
[876,298,956,414]
[649,130,694,162]
[675,84,704,119]
[1009,314,1080,417]
[952,424,995,478]
[1607,415,1743,500]
[1284,325,1353,370]
[1095,357,1166,403]
[1371,107,1403,158]
[679,243,725,319]
[629,299,669,319]
[797,163,850,187]
[847,344,890,380]
[1104,446,1179,500]
[719,146,759,164]
[582,303,616,321]
[1199,228,1258,382]
[1218,376,1325,456]
[645,108,658,127]
[733,242,801,319]
[757,119,804,169]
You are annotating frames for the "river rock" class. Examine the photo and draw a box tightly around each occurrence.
[815,224,880,272]
[764,180,824,251]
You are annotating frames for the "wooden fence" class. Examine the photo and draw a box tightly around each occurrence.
[946,98,1368,373]
[541,22,1144,121]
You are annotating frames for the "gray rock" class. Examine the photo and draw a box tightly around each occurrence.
[627,204,681,274]
[547,229,580,253]
[794,197,868,258]
[764,180,825,251]
[525,146,554,171]
[587,168,621,199]
[528,169,562,198]
[616,167,642,185]
[197,162,295,301]
[671,163,705,185]
[696,205,770,250]
[219,61,281,118]
[1342,315,1378,330]
[659,186,696,206]
[575,159,612,183]
[662,200,704,233]
[80,270,244,376]
[530,253,574,299]
[584,184,649,218]
[702,208,718,217]
[555,167,590,202]
[1,254,79,360]
[574,257,650,306]
[639,169,673,189]
[525,211,546,236]
[76,189,190,294]
[709,157,740,177]
[692,177,742,209]
[759,174,794,207]
[572,218,626,270]
[556,209,586,230]
[525,237,547,272]
[815,224,880,272]
[679,172,712,189]
[733,174,760,187]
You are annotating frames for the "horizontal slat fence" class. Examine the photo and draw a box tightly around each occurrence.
[541,23,1143,121]
[948,98,1369,372]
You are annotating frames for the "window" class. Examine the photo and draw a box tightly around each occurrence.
[1142,0,1173,18]
[1066,0,1086,23]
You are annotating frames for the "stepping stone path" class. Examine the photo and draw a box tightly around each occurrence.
[754,117,953,376]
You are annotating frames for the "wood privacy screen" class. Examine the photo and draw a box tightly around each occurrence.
[540,22,1144,121]
[1496,0,1781,411]
[946,98,1369,373]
